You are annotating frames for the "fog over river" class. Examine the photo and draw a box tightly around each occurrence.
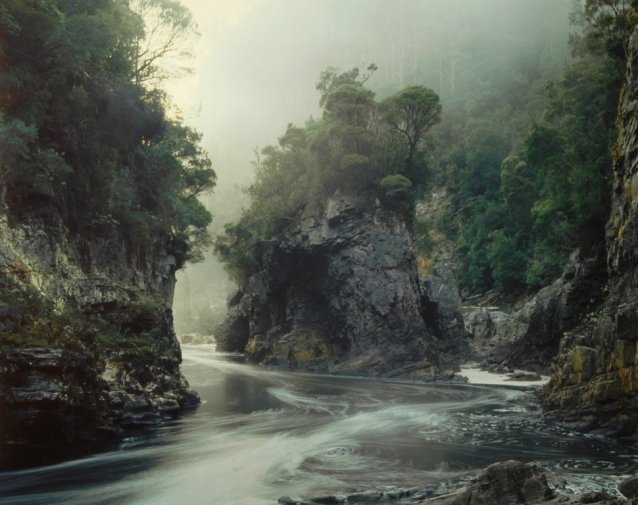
[0,346,635,504]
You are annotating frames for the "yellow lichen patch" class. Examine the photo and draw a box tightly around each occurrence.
[246,335,266,355]
[0,259,32,284]
[616,365,638,393]
[608,341,637,373]
[569,347,588,384]
[293,349,319,363]
[628,171,638,203]
[417,255,433,277]
[617,221,628,239]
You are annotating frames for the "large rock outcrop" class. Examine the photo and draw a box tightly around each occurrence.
[0,211,197,469]
[216,194,466,377]
[464,247,606,373]
[542,27,638,437]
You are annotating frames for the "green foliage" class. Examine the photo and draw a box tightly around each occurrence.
[486,230,526,292]
[437,2,623,295]
[570,0,634,65]
[216,68,440,283]
[0,0,214,267]
[380,85,441,186]
[379,174,414,215]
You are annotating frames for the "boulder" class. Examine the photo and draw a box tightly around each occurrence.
[427,461,554,504]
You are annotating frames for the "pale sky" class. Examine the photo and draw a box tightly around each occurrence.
[165,0,264,118]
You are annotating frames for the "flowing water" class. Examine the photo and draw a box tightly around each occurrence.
[1,345,636,504]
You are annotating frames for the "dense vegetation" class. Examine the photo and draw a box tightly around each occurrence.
[215,67,441,282]
[0,0,215,267]
[426,0,634,295]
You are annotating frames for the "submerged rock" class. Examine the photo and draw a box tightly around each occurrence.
[618,475,638,500]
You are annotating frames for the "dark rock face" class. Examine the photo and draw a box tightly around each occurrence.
[217,194,465,376]
[542,27,638,437]
[421,264,469,366]
[429,461,554,505]
[0,214,197,469]
[0,348,114,469]
[464,248,606,373]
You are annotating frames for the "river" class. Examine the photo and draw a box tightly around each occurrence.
[0,345,636,504]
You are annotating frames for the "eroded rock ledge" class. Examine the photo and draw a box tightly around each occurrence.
[0,215,197,470]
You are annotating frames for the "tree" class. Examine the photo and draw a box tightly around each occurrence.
[128,0,198,85]
[500,155,537,229]
[0,0,214,266]
[570,0,634,63]
[381,86,442,175]
[216,68,439,283]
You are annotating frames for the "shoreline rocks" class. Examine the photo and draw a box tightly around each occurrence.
[276,460,625,504]
[0,212,197,470]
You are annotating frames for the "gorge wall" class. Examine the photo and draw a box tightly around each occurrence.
[0,210,197,469]
[541,27,638,438]
[216,193,466,378]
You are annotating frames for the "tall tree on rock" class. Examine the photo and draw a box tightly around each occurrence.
[381,86,441,184]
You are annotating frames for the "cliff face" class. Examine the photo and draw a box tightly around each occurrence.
[463,247,607,373]
[542,28,638,437]
[217,194,466,377]
[0,212,197,469]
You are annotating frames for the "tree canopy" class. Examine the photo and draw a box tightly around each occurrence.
[427,0,632,295]
[0,0,215,267]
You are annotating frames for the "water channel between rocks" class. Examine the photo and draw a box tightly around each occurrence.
[0,345,636,505]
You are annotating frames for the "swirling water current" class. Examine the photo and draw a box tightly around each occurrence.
[1,345,636,504]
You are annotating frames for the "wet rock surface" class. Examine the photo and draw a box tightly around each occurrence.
[463,246,607,375]
[277,461,626,504]
[217,194,466,377]
[542,26,638,439]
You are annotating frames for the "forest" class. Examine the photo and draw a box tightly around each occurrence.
[0,0,215,268]
[215,0,632,299]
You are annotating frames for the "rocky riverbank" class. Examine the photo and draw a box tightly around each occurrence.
[0,214,198,470]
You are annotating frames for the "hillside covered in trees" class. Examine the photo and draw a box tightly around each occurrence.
[215,0,632,303]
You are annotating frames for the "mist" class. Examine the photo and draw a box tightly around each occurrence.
[171,0,573,335]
